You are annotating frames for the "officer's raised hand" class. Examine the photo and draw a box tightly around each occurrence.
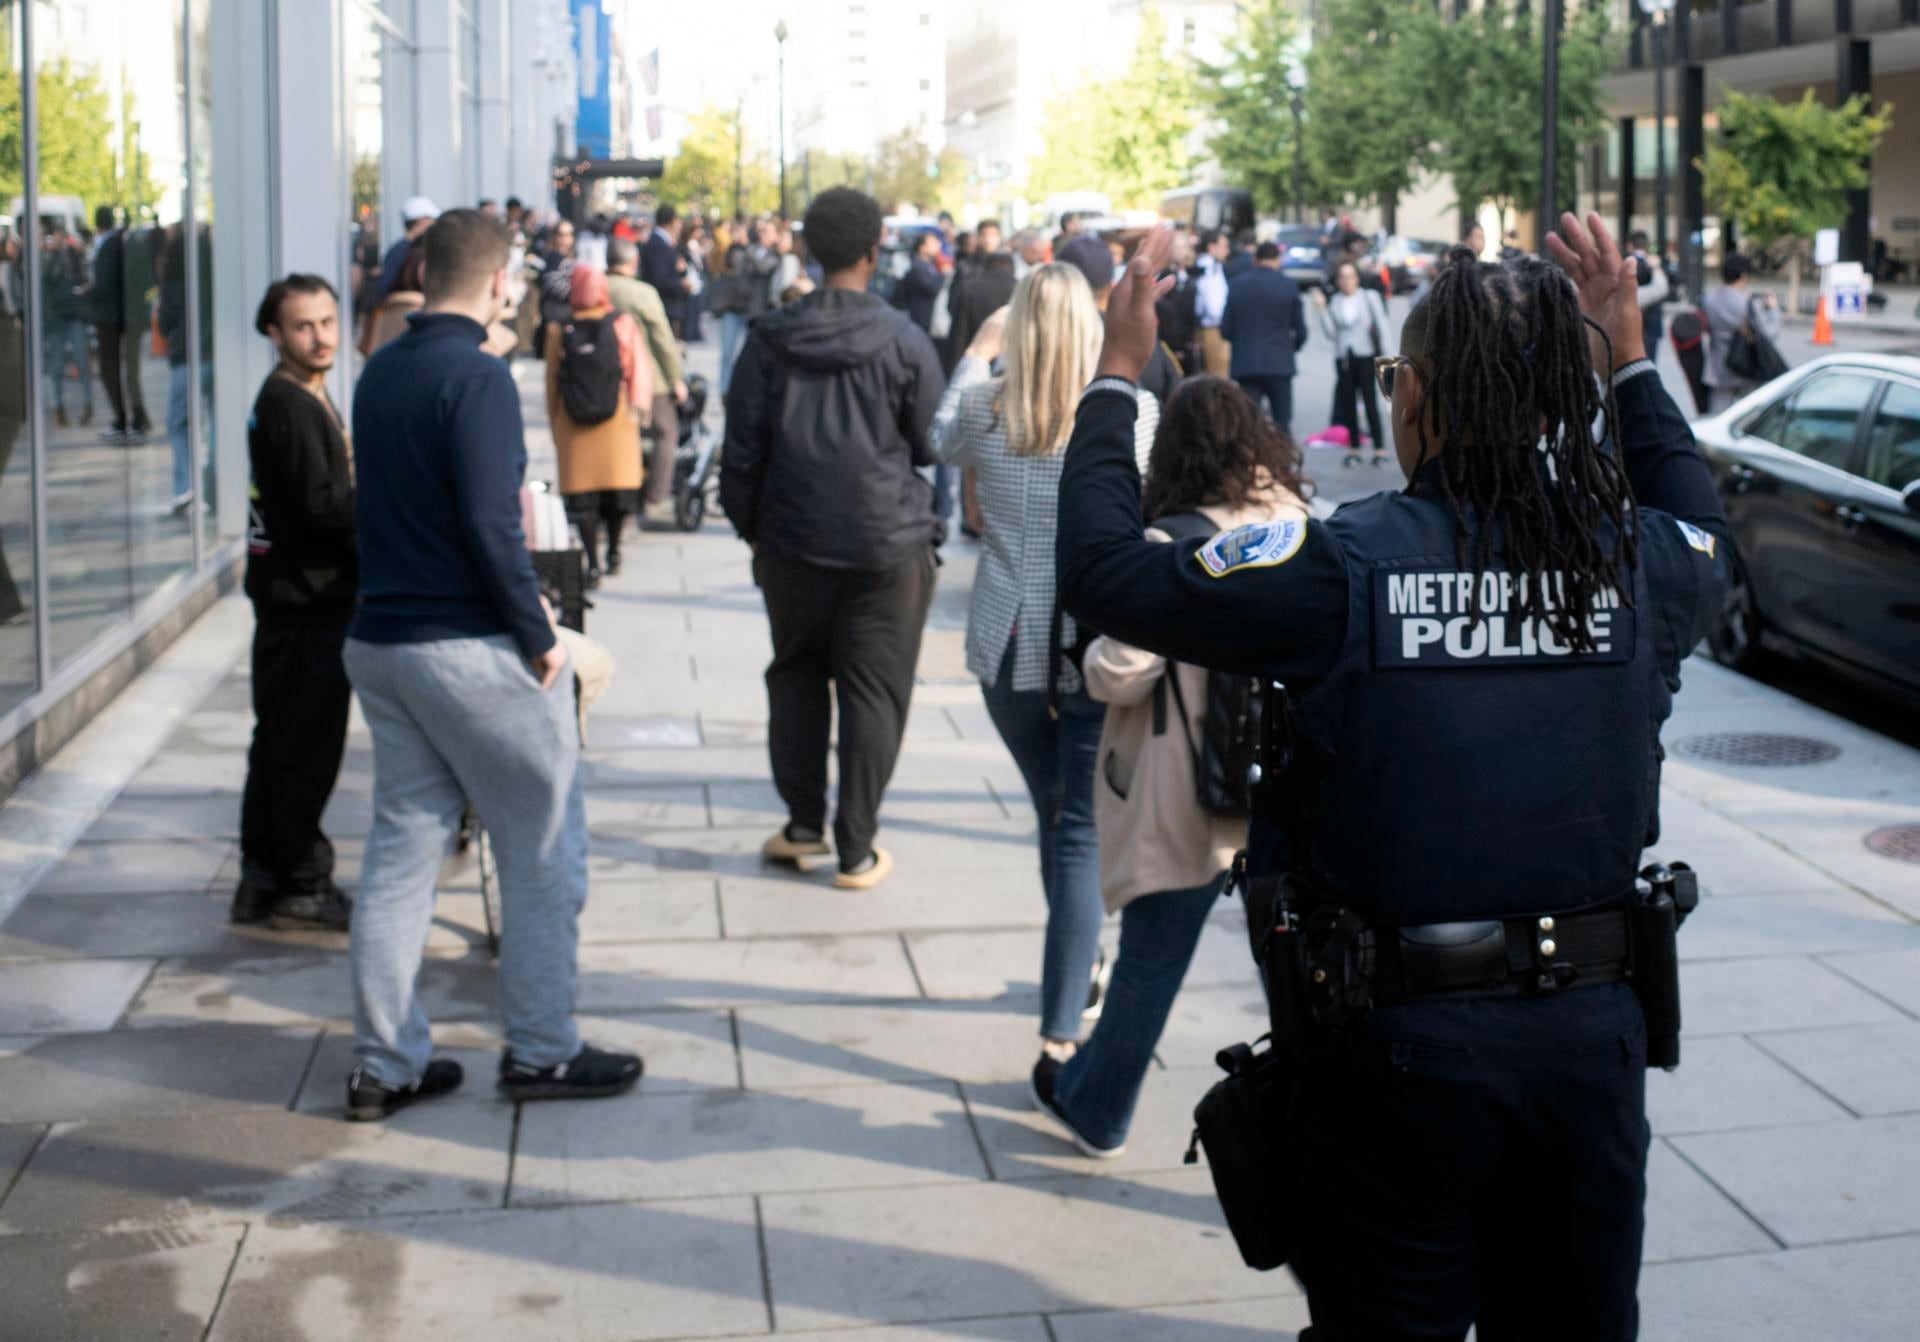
[1545,211,1645,375]
[1095,226,1179,384]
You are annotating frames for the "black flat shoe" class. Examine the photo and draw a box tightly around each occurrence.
[346,1059,465,1121]
[605,550,622,576]
[497,1044,643,1101]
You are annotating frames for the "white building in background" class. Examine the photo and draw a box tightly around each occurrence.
[943,0,1237,219]
[784,1,948,160]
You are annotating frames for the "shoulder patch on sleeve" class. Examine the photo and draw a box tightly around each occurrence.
[1673,518,1717,558]
[1196,519,1308,578]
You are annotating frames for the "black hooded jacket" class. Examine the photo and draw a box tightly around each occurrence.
[721,288,946,570]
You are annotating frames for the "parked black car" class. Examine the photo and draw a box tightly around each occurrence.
[1693,355,1920,704]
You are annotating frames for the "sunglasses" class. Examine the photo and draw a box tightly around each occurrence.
[1375,355,1412,399]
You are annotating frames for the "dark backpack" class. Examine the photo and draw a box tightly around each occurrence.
[557,314,623,426]
[1154,511,1266,819]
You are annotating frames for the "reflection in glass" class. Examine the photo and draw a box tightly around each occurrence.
[35,0,191,667]
[347,6,385,365]
[0,0,39,710]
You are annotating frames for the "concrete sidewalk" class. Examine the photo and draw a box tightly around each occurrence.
[0,343,1917,1340]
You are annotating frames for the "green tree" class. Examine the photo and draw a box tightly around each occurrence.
[1414,2,1616,241]
[1301,0,1431,230]
[0,58,122,212]
[867,129,968,216]
[1200,0,1306,217]
[1703,89,1893,309]
[1032,7,1195,209]
[661,103,777,217]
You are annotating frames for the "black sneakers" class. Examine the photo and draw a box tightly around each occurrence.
[229,864,277,925]
[269,881,353,931]
[346,1059,465,1122]
[497,1044,643,1101]
[1030,1055,1125,1160]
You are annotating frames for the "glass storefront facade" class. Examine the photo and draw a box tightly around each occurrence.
[0,0,565,784]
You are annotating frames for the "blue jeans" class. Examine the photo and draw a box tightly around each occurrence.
[343,635,588,1084]
[45,319,93,415]
[1054,874,1225,1149]
[719,311,749,395]
[167,363,192,497]
[981,647,1106,1041]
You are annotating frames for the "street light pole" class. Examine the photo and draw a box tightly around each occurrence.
[1289,85,1304,226]
[733,97,744,221]
[1638,0,1676,262]
[1541,0,1563,248]
[774,20,789,220]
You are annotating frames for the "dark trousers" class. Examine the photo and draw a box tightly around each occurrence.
[755,549,935,869]
[568,490,631,568]
[1287,982,1649,1341]
[240,615,353,893]
[1331,353,1385,450]
[1235,374,1294,434]
[95,323,150,432]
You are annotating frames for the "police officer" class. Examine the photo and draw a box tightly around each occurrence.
[1054,215,1730,1341]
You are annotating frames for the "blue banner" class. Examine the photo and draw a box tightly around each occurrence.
[575,1,612,159]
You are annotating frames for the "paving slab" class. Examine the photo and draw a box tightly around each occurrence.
[573,936,921,1011]
[124,952,498,1030]
[205,1200,769,1342]
[582,785,713,834]
[0,1119,44,1193]
[1643,834,1846,897]
[1673,1112,1920,1245]
[736,999,1040,1090]
[0,1023,318,1123]
[82,790,245,842]
[1676,890,1920,961]
[0,891,352,961]
[1643,1034,1852,1135]
[296,1011,739,1114]
[1679,956,1906,1037]
[0,1223,245,1342]
[1752,1020,1920,1116]
[1642,1139,1779,1263]
[0,1102,513,1233]
[760,1169,1265,1331]
[1049,1297,1313,1341]
[121,747,250,798]
[965,1068,1214,1181]
[752,1318,1051,1341]
[1819,946,1920,1016]
[719,868,1044,938]
[709,776,1014,828]
[0,956,155,1033]
[31,839,234,896]
[512,1079,988,1205]
[1152,986,1273,1072]
[1638,1234,1920,1342]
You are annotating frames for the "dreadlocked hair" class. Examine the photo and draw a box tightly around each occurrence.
[1401,248,1640,653]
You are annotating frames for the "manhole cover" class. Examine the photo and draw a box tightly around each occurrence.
[1672,732,1841,767]
[1866,826,1920,865]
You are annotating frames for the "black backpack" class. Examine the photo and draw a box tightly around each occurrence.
[557,314,622,426]
[1154,511,1267,819]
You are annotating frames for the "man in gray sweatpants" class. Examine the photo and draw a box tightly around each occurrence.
[341,208,642,1121]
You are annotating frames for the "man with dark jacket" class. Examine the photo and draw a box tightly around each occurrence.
[721,187,945,891]
[642,204,688,334]
[1058,235,1179,404]
[235,275,357,931]
[944,249,1016,373]
[88,205,151,442]
[898,231,944,332]
[1221,241,1311,431]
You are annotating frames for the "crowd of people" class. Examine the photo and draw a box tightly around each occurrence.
[215,167,1770,1334]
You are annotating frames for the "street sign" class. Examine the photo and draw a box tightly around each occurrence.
[1827,260,1869,321]
[1815,229,1841,266]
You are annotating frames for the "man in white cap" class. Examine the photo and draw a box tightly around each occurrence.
[377,196,440,299]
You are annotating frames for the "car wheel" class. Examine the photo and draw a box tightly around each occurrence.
[1709,568,1767,671]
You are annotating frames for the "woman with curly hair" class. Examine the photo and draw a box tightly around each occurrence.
[1031,374,1308,1159]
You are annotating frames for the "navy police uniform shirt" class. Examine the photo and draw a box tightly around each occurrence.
[1056,363,1731,923]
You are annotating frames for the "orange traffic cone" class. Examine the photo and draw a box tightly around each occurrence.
[1812,294,1833,346]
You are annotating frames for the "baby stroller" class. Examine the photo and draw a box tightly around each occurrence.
[671,374,719,532]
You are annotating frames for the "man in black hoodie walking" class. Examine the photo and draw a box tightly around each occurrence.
[722,188,945,890]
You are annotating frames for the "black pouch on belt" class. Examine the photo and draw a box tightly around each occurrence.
[1632,863,1688,1070]
[1186,1038,1295,1271]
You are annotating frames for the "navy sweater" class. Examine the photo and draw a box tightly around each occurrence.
[349,312,555,660]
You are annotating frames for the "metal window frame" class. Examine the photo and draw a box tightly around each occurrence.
[21,0,49,695]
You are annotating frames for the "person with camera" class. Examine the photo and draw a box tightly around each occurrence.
[1055,215,1730,1339]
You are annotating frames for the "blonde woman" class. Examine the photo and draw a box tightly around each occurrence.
[929,263,1159,1067]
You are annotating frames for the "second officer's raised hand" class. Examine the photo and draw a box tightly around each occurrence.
[1544,210,1646,375]
[1094,226,1178,384]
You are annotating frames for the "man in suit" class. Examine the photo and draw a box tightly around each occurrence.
[1221,241,1310,432]
[898,231,944,333]
[87,204,150,442]
[642,204,688,335]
